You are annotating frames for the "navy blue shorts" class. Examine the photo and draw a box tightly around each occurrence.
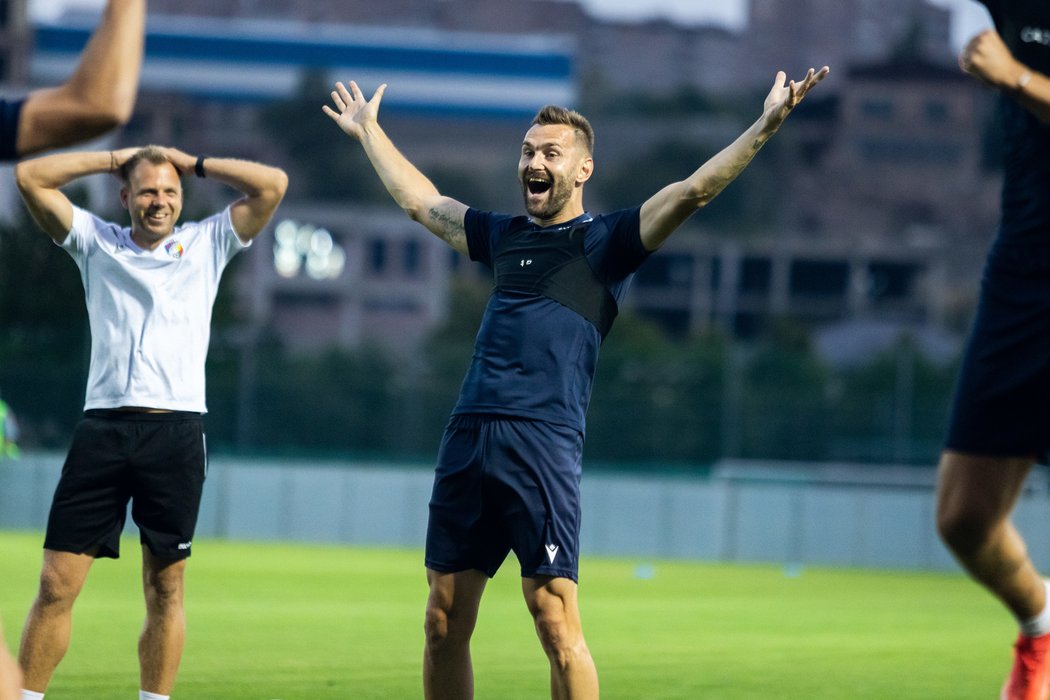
[946,248,1050,463]
[44,410,208,560]
[425,414,584,582]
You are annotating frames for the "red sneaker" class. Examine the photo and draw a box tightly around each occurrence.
[1002,632,1050,700]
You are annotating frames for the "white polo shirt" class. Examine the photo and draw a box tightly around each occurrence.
[60,205,248,413]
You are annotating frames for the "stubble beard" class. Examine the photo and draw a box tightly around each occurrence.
[522,176,574,221]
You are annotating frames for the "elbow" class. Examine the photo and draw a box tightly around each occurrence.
[104,93,136,128]
[682,187,715,211]
[67,103,132,143]
[271,168,290,202]
[684,177,730,210]
[14,161,35,197]
[258,168,289,209]
[403,194,431,224]
[406,204,428,224]
[84,87,137,132]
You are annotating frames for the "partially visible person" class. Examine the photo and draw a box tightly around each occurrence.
[2,0,145,161]
[0,393,18,460]
[0,648,17,700]
[0,392,18,699]
[13,145,287,700]
[0,2,147,696]
[935,3,1050,700]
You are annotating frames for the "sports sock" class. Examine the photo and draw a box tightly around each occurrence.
[20,691,45,700]
[1019,580,1050,638]
[139,692,169,700]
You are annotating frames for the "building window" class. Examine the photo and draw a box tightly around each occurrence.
[925,100,949,123]
[856,138,962,165]
[404,239,421,275]
[789,259,849,298]
[860,98,893,121]
[867,261,918,301]
[739,257,772,294]
[635,254,692,288]
[369,239,387,274]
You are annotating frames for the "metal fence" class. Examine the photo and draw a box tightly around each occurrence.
[4,452,1049,572]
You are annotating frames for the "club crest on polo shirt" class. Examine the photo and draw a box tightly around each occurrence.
[165,239,184,259]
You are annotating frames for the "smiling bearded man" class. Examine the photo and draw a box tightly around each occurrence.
[324,65,828,699]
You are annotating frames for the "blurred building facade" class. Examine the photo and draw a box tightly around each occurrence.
[4,0,997,354]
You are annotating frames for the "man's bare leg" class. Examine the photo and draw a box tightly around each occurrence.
[423,569,487,700]
[0,618,21,700]
[139,548,187,696]
[522,576,598,700]
[18,550,95,692]
[936,451,1045,619]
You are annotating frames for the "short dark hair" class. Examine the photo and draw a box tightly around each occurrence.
[120,145,174,182]
[531,105,594,156]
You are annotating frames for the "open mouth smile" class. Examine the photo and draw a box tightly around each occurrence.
[526,176,552,195]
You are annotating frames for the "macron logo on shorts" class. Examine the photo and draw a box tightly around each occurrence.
[545,543,559,564]
[177,541,192,551]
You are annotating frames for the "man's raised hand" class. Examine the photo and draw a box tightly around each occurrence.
[322,81,388,140]
[763,66,830,128]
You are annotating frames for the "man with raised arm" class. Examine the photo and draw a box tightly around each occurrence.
[936,3,1050,699]
[12,146,287,700]
[0,3,146,698]
[324,67,827,699]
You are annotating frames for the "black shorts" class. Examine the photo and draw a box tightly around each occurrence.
[425,414,584,582]
[44,410,207,560]
[946,248,1050,463]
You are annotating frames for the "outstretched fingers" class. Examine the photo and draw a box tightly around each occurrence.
[330,85,348,112]
[792,66,830,104]
[805,66,830,90]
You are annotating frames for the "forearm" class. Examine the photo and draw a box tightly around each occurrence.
[15,150,114,192]
[12,151,102,241]
[640,110,782,250]
[359,121,441,220]
[189,154,287,241]
[683,112,778,207]
[199,156,288,202]
[1003,67,1050,123]
[963,31,1050,122]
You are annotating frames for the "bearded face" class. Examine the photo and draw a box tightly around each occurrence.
[522,166,576,220]
[518,123,591,224]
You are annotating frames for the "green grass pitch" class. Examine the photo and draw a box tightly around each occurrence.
[0,531,1014,698]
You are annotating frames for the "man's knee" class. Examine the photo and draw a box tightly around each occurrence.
[936,452,1033,557]
[35,564,86,610]
[144,561,185,615]
[937,502,993,556]
[423,600,472,652]
[532,606,569,651]
[528,594,584,665]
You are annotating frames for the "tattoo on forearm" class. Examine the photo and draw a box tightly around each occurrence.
[429,206,465,247]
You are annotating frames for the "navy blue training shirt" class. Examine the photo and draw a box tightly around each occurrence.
[979,0,1050,249]
[454,207,649,433]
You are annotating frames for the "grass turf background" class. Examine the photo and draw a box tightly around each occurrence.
[0,531,1013,698]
